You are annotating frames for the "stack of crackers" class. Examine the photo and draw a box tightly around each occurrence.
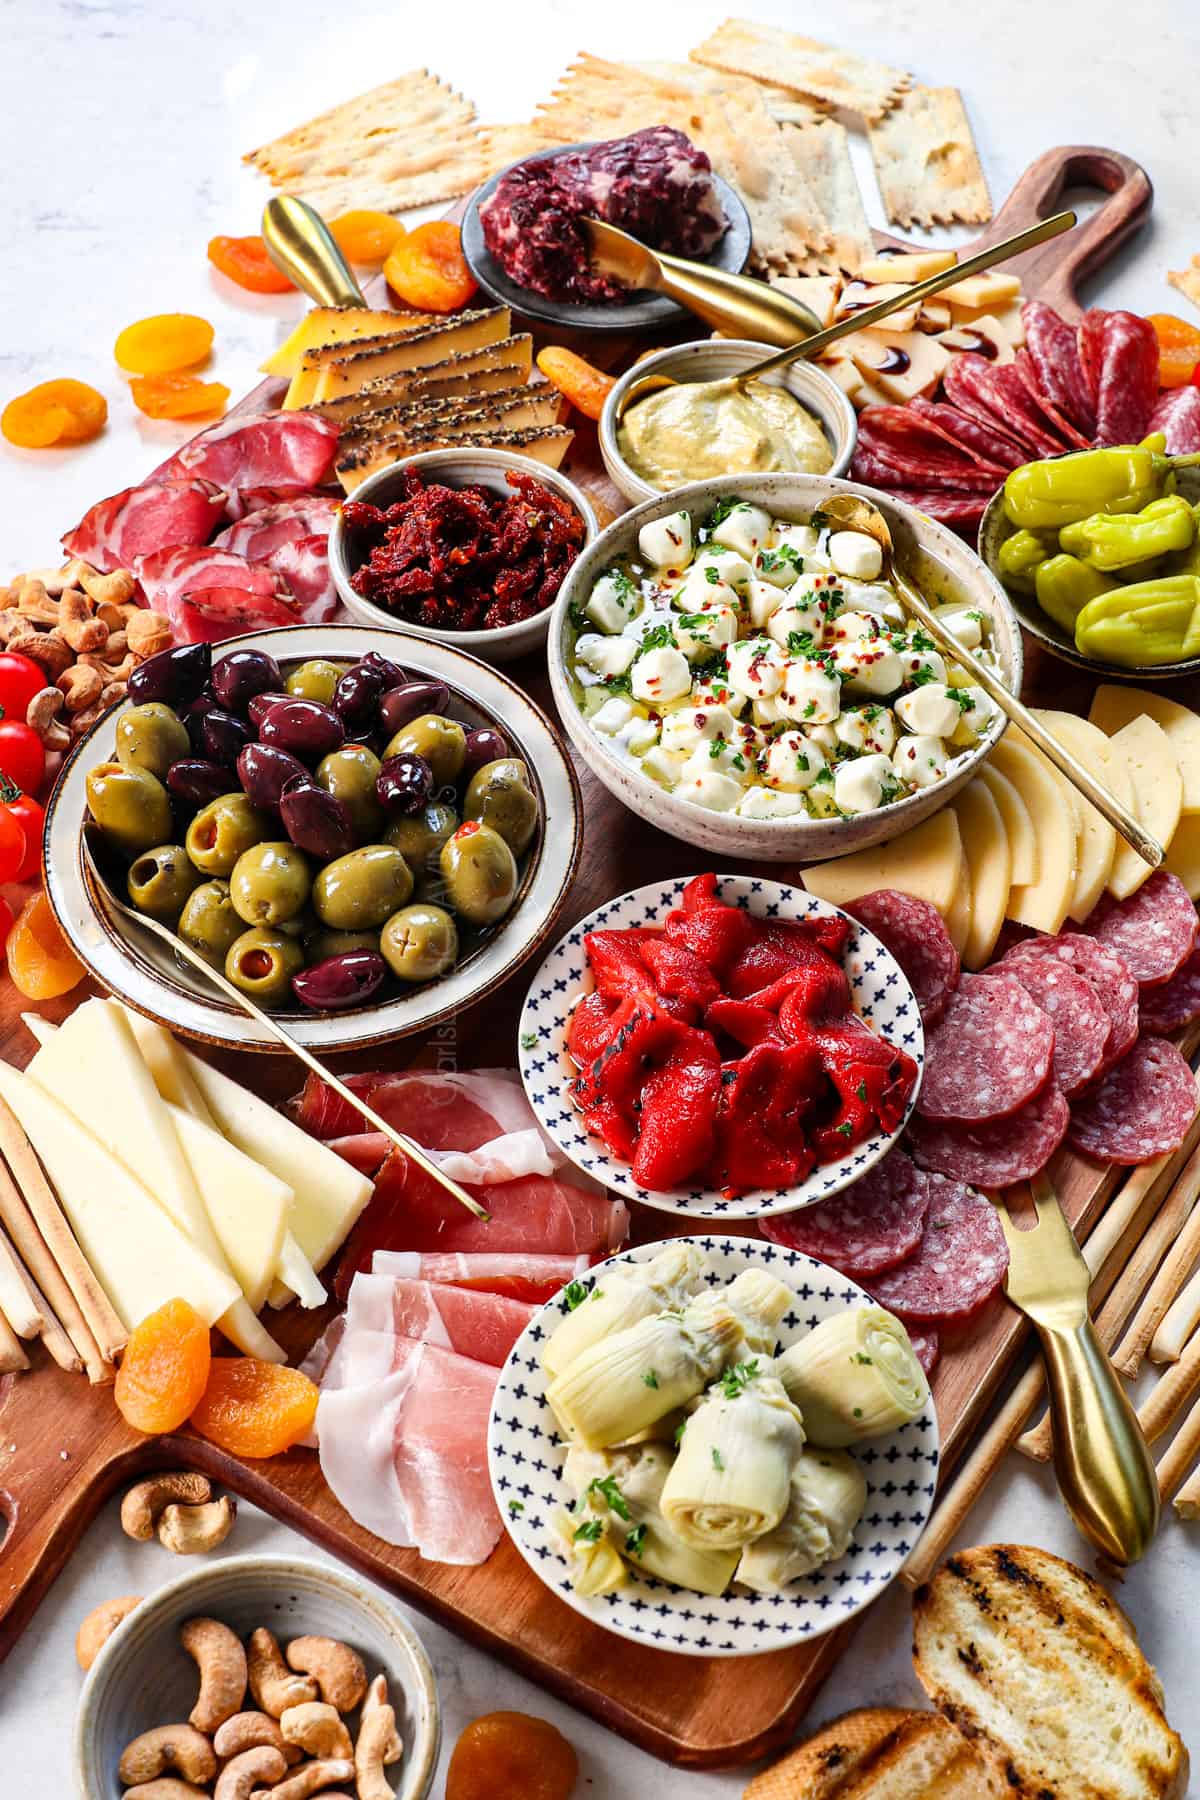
[244,19,995,278]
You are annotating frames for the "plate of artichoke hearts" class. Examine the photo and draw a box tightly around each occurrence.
[489,1236,938,1655]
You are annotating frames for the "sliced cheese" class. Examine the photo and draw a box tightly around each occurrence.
[1106,714,1183,899]
[954,780,1011,970]
[936,312,1016,367]
[271,1237,329,1311]
[856,249,958,285]
[309,307,512,404]
[989,737,1076,932]
[940,272,1022,311]
[1164,813,1200,899]
[917,298,953,333]
[0,1063,240,1332]
[263,306,431,380]
[1089,684,1200,814]
[821,354,866,401]
[308,335,533,424]
[943,299,1025,349]
[170,1108,291,1314]
[337,424,573,493]
[841,327,950,402]
[801,808,963,914]
[1027,711,1118,921]
[944,874,972,958]
[772,274,841,327]
[977,764,1038,886]
[835,282,923,334]
[340,386,563,453]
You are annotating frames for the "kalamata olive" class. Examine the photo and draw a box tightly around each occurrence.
[332,661,385,731]
[361,651,409,687]
[292,949,388,1012]
[460,726,510,778]
[126,642,212,709]
[211,647,283,714]
[167,758,234,808]
[279,778,357,860]
[200,706,254,767]
[182,695,221,757]
[259,697,345,762]
[237,741,309,811]
[378,681,450,735]
[376,752,434,816]
[247,691,291,730]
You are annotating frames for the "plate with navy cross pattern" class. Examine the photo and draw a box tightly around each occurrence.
[517,873,924,1219]
[489,1235,940,1655]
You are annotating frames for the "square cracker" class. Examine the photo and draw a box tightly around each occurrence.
[868,86,992,229]
[1168,255,1200,313]
[690,18,910,124]
[785,121,874,274]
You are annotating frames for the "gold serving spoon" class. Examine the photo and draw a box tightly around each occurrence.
[80,824,489,1223]
[994,1174,1159,1564]
[261,195,368,308]
[818,493,1163,869]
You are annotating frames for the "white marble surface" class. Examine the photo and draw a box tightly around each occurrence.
[2,0,1200,1791]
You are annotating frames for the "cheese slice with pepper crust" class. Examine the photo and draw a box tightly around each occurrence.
[307,335,532,423]
[337,423,573,492]
[338,386,563,457]
[263,306,433,380]
[305,307,512,406]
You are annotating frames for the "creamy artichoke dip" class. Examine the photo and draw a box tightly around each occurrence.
[617,377,834,491]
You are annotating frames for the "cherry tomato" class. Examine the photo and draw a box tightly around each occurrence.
[0,805,26,884]
[207,235,294,295]
[6,793,45,882]
[0,721,45,795]
[0,653,47,724]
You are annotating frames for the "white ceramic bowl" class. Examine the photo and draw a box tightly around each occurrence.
[329,448,599,663]
[598,338,858,506]
[490,1236,939,1656]
[75,1554,441,1800]
[549,471,1022,863]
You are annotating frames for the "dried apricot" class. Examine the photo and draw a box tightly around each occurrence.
[536,346,614,421]
[1149,313,1200,388]
[384,223,477,314]
[190,1357,318,1458]
[208,235,294,294]
[446,1713,578,1800]
[6,890,85,999]
[2,380,108,449]
[131,373,231,419]
[331,210,406,264]
[114,313,214,376]
[115,1298,212,1435]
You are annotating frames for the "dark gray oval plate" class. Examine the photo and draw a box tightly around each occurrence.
[460,142,753,333]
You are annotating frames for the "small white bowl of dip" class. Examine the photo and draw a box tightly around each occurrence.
[599,338,858,507]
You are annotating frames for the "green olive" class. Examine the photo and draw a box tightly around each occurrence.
[185,793,272,877]
[229,841,312,927]
[179,879,244,967]
[286,659,344,704]
[383,713,466,788]
[275,906,318,941]
[317,744,384,841]
[382,800,459,873]
[224,927,304,1006]
[126,844,203,921]
[312,844,414,930]
[462,758,538,856]
[306,926,381,962]
[380,903,459,982]
[439,822,518,925]
[86,760,173,857]
[115,703,190,780]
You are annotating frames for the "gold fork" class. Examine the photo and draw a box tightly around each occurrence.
[994,1172,1159,1563]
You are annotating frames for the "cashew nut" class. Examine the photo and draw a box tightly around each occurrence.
[213,1745,287,1800]
[75,1594,142,1670]
[280,1700,353,1760]
[123,1783,211,1800]
[56,662,104,713]
[213,1710,301,1764]
[118,1724,217,1787]
[158,1495,237,1556]
[180,1615,248,1733]
[16,579,61,627]
[250,1759,355,1799]
[126,608,174,661]
[120,1473,213,1542]
[26,685,70,751]
[285,1636,367,1713]
[354,1675,403,1800]
[58,589,109,654]
[14,628,73,679]
[248,1627,318,1717]
[79,565,136,608]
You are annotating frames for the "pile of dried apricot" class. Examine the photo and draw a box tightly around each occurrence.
[2,380,107,449]
[115,1298,212,1435]
[331,210,406,264]
[189,1356,318,1458]
[384,222,477,313]
[6,890,85,1000]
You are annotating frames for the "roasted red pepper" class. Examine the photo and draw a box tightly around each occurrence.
[804,1016,920,1161]
[704,996,787,1050]
[714,1042,822,1191]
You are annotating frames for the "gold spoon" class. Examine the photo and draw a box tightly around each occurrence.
[818,494,1164,870]
[80,825,489,1222]
[616,209,1076,417]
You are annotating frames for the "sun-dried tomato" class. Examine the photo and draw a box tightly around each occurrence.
[130,373,231,419]
[536,345,615,420]
[2,380,107,448]
[114,313,214,375]
[383,222,476,313]
[208,234,293,294]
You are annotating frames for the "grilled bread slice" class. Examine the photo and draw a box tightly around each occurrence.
[743,1708,917,1799]
[912,1545,1188,1800]
[744,1709,998,1799]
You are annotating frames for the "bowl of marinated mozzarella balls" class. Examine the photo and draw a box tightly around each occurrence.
[550,473,1021,860]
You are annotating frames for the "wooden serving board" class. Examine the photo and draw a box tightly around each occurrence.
[0,147,1188,1770]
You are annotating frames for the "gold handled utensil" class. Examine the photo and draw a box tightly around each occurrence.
[993,1172,1159,1564]
[80,825,489,1223]
[261,195,367,308]
[818,493,1163,869]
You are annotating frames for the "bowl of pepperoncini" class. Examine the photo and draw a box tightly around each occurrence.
[980,438,1200,678]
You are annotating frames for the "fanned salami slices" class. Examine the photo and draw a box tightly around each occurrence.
[849,449,996,504]
[853,418,999,493]
[1002,954,1109,1098]
[1148,385,1200,454]
[1085,872,1198,988]
[1140,945,1200,1037]
[908,398,1027,470]
[1013,350,1091,450]
[760,1148,930,1277]
[1093,311,1160,446]
[917,971,1055,1123]
[867,1176,1009,1325]
[1002,933,1138,1073]
[1077,307,1112,412]
[1068,1037,1198,1165]
[908,1083,1070,1188]
[844,889,960,1027]
[942,355,1066,458]
[1022,300,1096,438]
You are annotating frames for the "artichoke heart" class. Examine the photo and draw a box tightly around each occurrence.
[553,1506,629,1597]
[693,1267,795,1356]
[564,1443,739,1597]
[659,1365,805,1550]
[736,1447,867,1591]
[542,1243,709,1380]
[776,1305,928,1447]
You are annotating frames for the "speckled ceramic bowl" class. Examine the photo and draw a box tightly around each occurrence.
[549,471,1022,863]
[599,339,858,506]
[75,1554,441,1800]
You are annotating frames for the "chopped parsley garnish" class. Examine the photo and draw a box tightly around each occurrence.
[636,622,677,652]
[853,1352,874,1365]
[587,1475,631,1519]
[852,1406,864,1419]
[855,1079,868,1102]
[704,564,722,585]
[568,601,589,631]
[604,671,633,695]
[835,1120,854,1138]
[564,1280,589,1312]
[720,1359,760,1399]
[674,1419,688,1446]
[787,630,817,657]
[610,567,637,602]
[804,700,817,718]
[625,1524,647,1556]
[814,766,834,785]
[642,1369,660,1390]
[952,687,976,712]
[707,495,746,529]
[709,734,729,761]
[759,544,801,573]
[909,664,937,687]
[711,1447,725,1472]
[520,1030,538,1050]
[676,611,708,632]
[508,1499,525,1516]
[573,1518,605,1543]
[910,627,936,651]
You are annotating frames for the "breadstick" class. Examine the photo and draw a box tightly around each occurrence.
[1151,1258,1200,1365]
[1156,1389,1200,1503]
[0,1221,44,1338]
[0,1302,29,1373]
[1173,1459,1200,1517]
[1115,1140,1200,1378]
[14,1258,83,1373]
[1138,1331,1200,1445]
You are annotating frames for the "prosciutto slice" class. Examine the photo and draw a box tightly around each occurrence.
[132,544,297,643]
[371,1249,588,1303]
[223,483,319,522]
[63,478,225,573]
[159,412,338,494]
[346,1272,534,1365]
[213,495,339,560]
[293,1067,551,1148]
[171,585,300,645]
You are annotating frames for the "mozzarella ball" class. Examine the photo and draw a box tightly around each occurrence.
[591,696,636,735]
[752,693,792,727]
[674,565,742,616]
[892,733,950,789]
[764,730,828,792]
[727,637,786,700]
[953,685,999,737]
[692,674,745,716]
[641,744,689,788]
[753,543,803,590]
[695,547,755,592]
[617,716,659,757]
[586,571,640,634]
[835,705,897,757]
[806,721,840,754]
[896,643,947,686]
[677,764,745,812]
[840,579,905,625]
[933,604,984,650]
[660,702,738,754]
[895,681,963,739]
[575,632,637,679]
[774,522,823,563]
[638,509,694,570]
[747,576,787,628]
[826,609,880,646]
[832,637,903,696]
[681,736,754,786]
[737,787,807,819]
[828,529,883,582]
[834,752,893,814]
[712,502,774,560]
[631,646,692,705]
[782,657,842,724]
[675,604,739,661]
[767,594,827,651]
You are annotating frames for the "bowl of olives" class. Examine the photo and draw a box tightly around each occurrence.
[46,625,583,1053]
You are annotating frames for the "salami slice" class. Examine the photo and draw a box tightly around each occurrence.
[1140,945,1200,1037]
[1148,385,1200,454]
[860,404,1010,479]
[1013,348,1092,450]
[854,421,1000,493]
[1022,300,1096,438]
[1003,955,1109,1097]
[1068,1037,1198,1165]
[1093,311,1160,447]
[760,1148,930,1277]
[1085,871,1198,988]
[942,355,1067,458]
[1077,308,1112,412]
[850,445,997,499]
[844,889,960,1027]
[908,1083,1070,1188]
[908,1327,941,1377]
[908,398,1028,471]
[842,472,991,531]
[917,971,1055,1123]
[1001,933,1138,1072]
[867,1175,1009,1325]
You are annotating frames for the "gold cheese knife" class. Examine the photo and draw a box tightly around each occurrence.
[261,195,367,308]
